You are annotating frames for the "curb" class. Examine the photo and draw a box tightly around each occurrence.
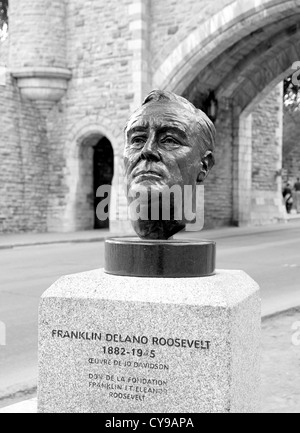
[1,219,300,250]
[0,386,37,407]
[0,236,110,250]
[261,305,300,322]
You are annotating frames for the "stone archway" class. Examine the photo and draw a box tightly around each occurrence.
[73,134,115,231]
[62,117,122,232]
[153,0,300,93]
[151,0,300,227]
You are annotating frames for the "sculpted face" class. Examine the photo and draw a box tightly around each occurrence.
[123,92,215,239]
[125,101,205,192]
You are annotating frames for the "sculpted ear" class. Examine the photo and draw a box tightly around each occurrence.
[197,151,215,183]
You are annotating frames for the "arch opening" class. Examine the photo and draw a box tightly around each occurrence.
[74,134,114,231]
[93,137,114,229]
[165,5,299,227]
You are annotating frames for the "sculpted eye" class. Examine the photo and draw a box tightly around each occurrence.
[161,136,180,146]
[131,136,147,146]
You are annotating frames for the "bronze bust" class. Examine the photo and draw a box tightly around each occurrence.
[124,90,216,240]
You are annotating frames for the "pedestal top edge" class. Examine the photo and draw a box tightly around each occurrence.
[40,269,260,309]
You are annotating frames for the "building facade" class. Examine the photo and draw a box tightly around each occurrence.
[1,0,297,234]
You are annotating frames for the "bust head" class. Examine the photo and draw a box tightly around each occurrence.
[124,90,216,239]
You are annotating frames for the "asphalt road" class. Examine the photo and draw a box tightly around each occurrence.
[1,222,300,403]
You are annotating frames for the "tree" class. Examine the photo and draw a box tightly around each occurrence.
[284,75,300,112]
[0,0,8,30]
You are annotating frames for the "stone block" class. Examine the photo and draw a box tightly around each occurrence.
[38,269,260,413]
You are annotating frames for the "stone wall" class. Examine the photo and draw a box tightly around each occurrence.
[0,40,49,233]
[44,0,135,231]
[204,100,234,228]
[250,84,286,224]
[151,0,234,67]
[252,86,282,192]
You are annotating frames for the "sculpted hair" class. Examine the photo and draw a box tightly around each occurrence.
[142,90,216,156]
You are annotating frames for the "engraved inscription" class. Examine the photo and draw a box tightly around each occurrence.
[51,329,211,402]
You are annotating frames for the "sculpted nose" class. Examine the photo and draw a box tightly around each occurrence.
[141,136,160,161]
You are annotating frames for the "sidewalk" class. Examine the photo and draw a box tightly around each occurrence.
[1,218,300,249]
[288,212,300,221]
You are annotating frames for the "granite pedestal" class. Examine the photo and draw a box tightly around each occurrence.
[38,269,260,413]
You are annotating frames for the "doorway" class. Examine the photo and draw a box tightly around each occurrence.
[93,137,114,229]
